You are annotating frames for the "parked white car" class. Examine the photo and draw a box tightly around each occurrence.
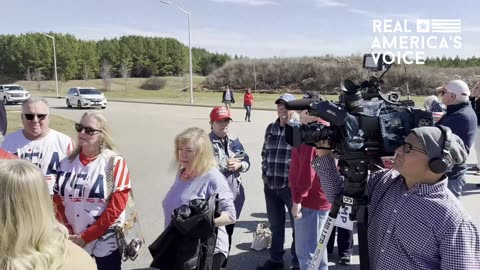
[66,87,107,109]
[0,84,30,104]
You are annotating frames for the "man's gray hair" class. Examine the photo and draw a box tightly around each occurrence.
[21,98,50,111]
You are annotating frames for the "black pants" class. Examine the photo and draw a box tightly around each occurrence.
[95,249,122,270]
[327,226,353,258]
[212,253,227,270]
[221,223,235,268]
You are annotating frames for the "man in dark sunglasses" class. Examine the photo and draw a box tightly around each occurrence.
[436,80,477,197]
[312,126,479,269]
[2,98,74,194]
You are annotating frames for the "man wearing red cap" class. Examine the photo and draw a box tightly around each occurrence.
[208,106,250,268]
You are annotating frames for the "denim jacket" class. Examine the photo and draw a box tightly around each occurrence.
[209,132,250,199]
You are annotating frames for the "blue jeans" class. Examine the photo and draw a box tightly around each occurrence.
[264,185,298,265]
[244,105,252,120]
[294,207,329,270]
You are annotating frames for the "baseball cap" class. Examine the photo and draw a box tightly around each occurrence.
[410,126,467,172]
[275,93,296,104]
[210,106,232,122]
[436,80,470,102]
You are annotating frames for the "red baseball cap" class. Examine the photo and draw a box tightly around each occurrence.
[210,106,232,122]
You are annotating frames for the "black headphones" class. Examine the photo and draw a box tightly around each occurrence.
[429,126,452,174]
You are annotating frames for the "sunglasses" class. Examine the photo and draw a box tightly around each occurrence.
[75,123,102,136]
[402,142,427,155]
[24,113,48,121]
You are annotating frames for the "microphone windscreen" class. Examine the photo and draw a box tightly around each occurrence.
[284,99,317,111]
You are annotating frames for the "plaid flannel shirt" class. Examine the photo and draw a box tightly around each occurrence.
[261,119,292,189]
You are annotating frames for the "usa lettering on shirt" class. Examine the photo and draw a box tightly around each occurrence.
[2,129,74,194]
[54,150,131,257]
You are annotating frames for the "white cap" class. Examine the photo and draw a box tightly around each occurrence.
[436,80,470,102]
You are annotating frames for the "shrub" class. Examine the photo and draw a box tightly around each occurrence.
[203,56,480,96]
[140,76,167,90]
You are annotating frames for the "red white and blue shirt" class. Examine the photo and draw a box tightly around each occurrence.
[3,129,74,194]
[53,149,131,257]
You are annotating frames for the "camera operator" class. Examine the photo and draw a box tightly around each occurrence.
[312,126,480,269]
[436,80,477,197]
[288,92,331,270]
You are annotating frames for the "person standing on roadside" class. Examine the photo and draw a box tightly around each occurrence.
[222,85,235,110]
[244,88,254,122]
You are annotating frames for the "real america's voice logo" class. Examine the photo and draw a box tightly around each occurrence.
[370,19,462,65]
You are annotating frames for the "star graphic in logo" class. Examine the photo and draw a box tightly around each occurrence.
[416,19,430,33]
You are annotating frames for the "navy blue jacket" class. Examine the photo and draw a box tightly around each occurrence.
[437,102,477,151]
[436,102,477,181]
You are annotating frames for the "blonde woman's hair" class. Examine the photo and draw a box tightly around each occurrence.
[69,111,117,160]
[0,160,69,270]
[174,127,217,175]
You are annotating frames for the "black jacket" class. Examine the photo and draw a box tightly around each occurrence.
[149,194,220,270]
[221,89,235,104]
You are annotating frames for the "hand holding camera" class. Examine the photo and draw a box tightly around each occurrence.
[315,140,332,157]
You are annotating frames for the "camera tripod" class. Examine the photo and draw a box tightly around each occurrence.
[309,153,382,270]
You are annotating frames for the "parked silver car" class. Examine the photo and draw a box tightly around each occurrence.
[0,84,30,104]
[66,87,107,109]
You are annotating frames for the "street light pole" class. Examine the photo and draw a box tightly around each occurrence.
[40,33,59,98]
[160,0,194,103]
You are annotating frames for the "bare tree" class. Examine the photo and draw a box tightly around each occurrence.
[99,59,112,91]
[82,63,91,81]
[120,60,130,95]
[24,67,33,81]
[32,69,45,91]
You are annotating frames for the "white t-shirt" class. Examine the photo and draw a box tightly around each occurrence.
[224,88,232,101]
[3,129,74,194]
[54,149,131,257]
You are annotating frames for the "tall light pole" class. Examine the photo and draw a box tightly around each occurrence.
[40,33,59,97]
[160,0,194,103]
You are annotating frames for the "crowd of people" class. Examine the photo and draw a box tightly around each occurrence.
[1,80,480,270]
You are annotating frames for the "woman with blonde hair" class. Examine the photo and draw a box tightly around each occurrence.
[53,111,132,270]
[0,160,96,270]
[162,127,236,269]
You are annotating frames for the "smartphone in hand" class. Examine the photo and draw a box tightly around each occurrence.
[234,152,246,160]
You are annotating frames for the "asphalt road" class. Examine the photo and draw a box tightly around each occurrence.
[12,98,480,270]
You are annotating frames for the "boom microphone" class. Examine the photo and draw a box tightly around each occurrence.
[284,99,317,111]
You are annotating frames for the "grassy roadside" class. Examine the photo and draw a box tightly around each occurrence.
[16,77,426,109]
[6,111,76,139]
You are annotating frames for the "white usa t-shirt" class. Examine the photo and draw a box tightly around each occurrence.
[54,149,131,257]
[3,129,74,194]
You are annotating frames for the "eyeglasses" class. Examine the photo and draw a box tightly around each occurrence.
[440,91,455,97]
[402,142,427,155]
[23,113,48,121]
[75,123,102,136]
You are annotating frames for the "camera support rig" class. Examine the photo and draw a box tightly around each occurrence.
[309,151,383,270]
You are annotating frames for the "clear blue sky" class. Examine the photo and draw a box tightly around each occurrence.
[2,0,479,58]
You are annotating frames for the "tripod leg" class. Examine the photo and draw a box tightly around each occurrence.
[309,195,343,270]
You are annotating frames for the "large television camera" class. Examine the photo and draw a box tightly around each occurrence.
[285,53,434,158]
[286,53,435,270]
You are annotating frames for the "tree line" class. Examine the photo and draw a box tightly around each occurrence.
[0,33,231,81]
[425,56,480,68]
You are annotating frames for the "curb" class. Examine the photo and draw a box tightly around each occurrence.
[41,96,277,112]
